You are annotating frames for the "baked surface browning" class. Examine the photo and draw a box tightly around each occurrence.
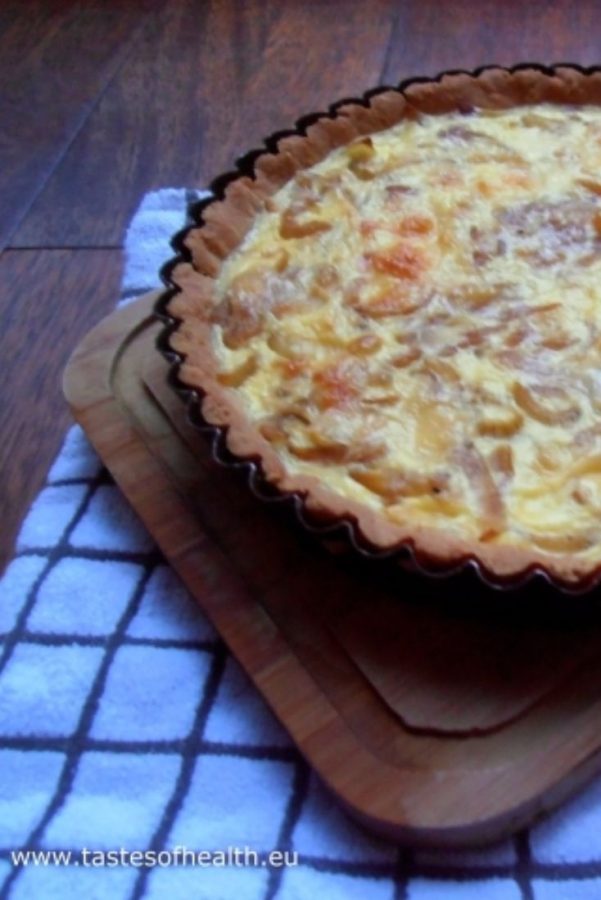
[167,68,601,586]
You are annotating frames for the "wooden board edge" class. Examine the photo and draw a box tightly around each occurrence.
[60,295,601,847]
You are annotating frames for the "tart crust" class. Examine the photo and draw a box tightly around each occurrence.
[161,66,601,590]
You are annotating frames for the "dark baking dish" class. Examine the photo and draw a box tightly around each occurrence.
[156,63,601,597]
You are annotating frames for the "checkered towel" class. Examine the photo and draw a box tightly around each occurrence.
[0,189,600,900]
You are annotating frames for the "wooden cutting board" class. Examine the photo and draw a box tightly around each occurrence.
[63,292,601,848]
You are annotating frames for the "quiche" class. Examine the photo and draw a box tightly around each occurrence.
[162,66,601,589]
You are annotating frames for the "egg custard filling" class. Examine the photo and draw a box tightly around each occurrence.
[194,99,601,573]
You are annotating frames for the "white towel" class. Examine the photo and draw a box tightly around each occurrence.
[0,188,599,900]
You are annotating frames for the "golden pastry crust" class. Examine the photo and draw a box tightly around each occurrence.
[163,66,601,589]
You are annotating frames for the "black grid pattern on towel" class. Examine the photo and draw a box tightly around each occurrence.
[0,191,595,900]
[0,462,558,900]
[0,471,597,900]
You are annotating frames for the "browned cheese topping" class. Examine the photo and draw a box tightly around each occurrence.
[210,105,601,557]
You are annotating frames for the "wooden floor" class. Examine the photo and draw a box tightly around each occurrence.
[3,0,601,570]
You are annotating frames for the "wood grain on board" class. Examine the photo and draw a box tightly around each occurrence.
[62,294,601,846]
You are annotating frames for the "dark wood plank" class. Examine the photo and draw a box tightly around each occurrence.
[0,248,123,571]
[0,0,159,251]
[10,0,601,570]
[13,0,398,248]
[383,0,601,85]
